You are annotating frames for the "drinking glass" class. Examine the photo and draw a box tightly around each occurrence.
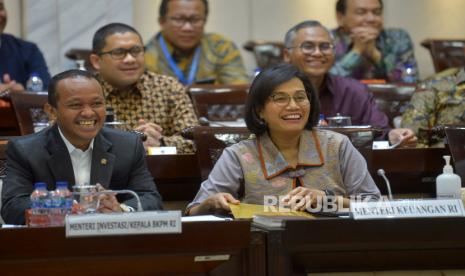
[72,185,98,214]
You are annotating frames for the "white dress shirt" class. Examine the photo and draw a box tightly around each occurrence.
[58,127,94,186]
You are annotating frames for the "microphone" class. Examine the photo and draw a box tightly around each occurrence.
[73,189,144,212]
[198,116,230,127]
[377,169,393,200]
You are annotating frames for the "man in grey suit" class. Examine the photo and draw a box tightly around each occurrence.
[1,69,163,225]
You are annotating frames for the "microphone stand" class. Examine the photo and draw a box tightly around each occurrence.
[377,169,393,200]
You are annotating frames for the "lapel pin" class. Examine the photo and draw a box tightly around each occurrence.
[101,158,107,165]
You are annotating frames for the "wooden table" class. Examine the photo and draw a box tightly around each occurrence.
[261,217,465,275]
[0,220,266,276]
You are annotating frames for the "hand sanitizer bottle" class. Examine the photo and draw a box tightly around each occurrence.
[436,155,462,199]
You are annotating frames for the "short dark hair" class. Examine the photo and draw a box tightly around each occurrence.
[244,63,320,136]
[159,0,209,18]
[92,23,143,54]
[48,69,100,107]
[336,0,383,14]
[284,20,333,49]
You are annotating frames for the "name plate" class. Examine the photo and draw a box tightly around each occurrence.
[351,199,465,220]
[65,211,182,237]
[147,146,177,155]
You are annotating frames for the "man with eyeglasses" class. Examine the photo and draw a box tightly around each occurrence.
[330,0,418,82]
[144,0,248,85]
[284,20,417,147]
[90,23,198,153]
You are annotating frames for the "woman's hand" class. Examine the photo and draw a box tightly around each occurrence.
[188,193,240,215]
[281,187,326,211]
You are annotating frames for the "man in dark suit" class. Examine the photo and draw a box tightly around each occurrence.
[1,69,163,225]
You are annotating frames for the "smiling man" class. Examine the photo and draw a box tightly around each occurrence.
[330,0,418,82]
[1,70,163,225]
[90,23,198,153]
[284,20,417,147]
[144,0,248,85]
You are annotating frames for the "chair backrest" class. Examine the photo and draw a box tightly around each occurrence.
[188,84,249,122]
[192,126,251,181]
[243,40,285,70]
[65,48,95,72]
[0,104,20,136]
[9,92,49,135]
[367,83,416,128]
[421,39,465,72]
[317,126,378,149]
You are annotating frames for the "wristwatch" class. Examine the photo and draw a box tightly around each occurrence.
[159,136,166,146]
[120,203,134,212]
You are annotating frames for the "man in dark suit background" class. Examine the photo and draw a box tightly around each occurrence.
[1,69,163,225]
[0,0,50,92]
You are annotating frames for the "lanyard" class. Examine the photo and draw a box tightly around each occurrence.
[158,35,201,85]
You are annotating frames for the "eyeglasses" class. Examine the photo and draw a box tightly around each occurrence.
[167,16,205,27]
[289,41,334,55]
[269,91,310,106]
[98,46,145,60]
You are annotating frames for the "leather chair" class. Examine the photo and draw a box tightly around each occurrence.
[9,92,49,135]
[317,126,379,149]
[65,48,95,73]
[191,126,251,181]
[421,39,465,72]
[367,83,416,128]
[243,40,285,70]
[0,103,20,136]
[188,84,249,123]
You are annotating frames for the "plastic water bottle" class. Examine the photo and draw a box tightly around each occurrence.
[401,63,417,84]
[318,114,328,126]
[55,181,73,215]
[48,190,62,226]
[26,73,44,92]
[30,182,49,226]
[48,182,73,226]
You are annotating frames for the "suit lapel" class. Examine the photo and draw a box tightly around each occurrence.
[90,131,115,189]
[46,125,76,186]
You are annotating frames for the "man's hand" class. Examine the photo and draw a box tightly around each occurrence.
[96,184,123,213]
[135,119,163,147]
[350,26,381,63]
[1,74,25,94]
[388,128,417,148]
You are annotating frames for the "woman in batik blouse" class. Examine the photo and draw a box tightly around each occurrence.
[187,64,380,215]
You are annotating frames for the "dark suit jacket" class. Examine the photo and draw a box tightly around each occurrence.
[1,125,163,224]
[0,33,51,89]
